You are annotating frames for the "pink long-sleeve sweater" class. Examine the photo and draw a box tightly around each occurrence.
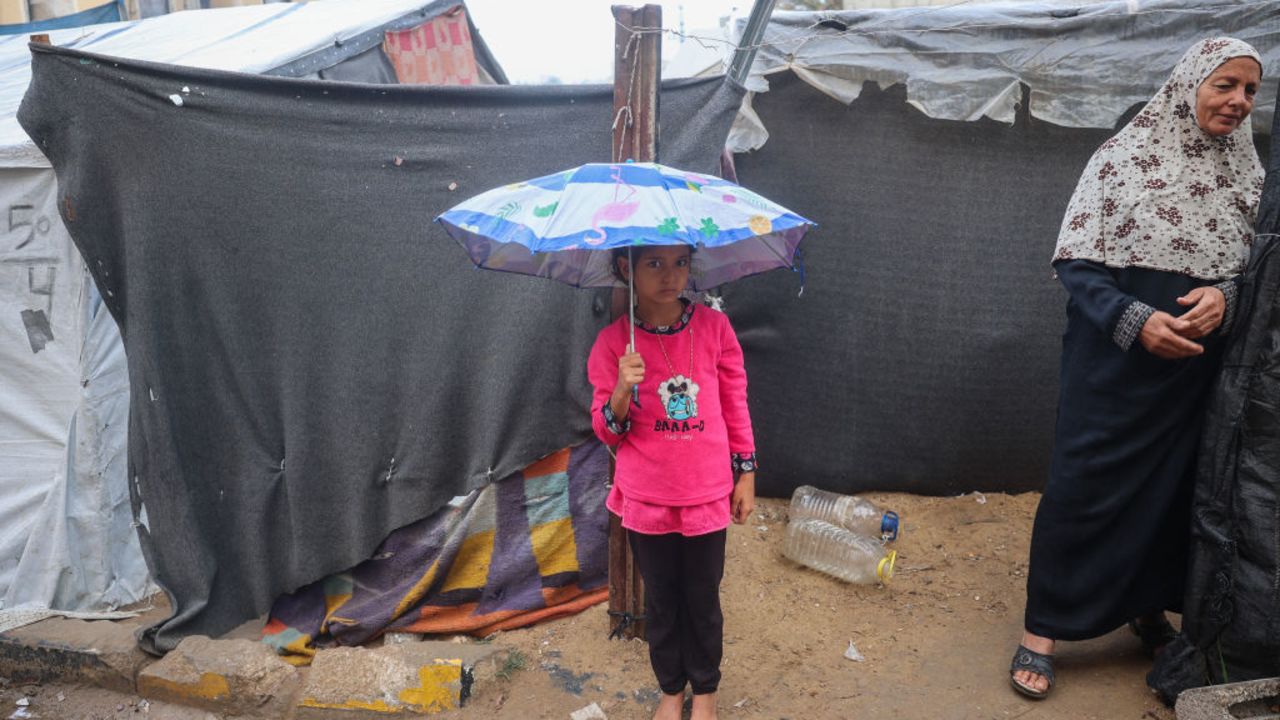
[587,302,755,509]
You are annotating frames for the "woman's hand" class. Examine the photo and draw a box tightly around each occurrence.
[1139,311,1204,359]
[1175,286,1227,339]
[732,472,755,524]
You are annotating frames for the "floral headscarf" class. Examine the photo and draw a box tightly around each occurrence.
[1052,38,1264,281]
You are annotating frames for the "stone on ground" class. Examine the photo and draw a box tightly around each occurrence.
[1175,677,1280,720]
[137,635,299,717]
[0,617,150,693]
[296,640,505,718]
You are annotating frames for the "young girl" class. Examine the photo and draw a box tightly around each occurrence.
[587,244,757,720]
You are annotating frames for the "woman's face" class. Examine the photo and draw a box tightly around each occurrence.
[1196,56,1262,136]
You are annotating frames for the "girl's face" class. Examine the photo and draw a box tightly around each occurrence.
[620,246,691,305]
[1196,57,1261,136]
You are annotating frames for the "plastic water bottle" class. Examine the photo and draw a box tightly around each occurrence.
[789,485,900,541]
[783,518,897,584]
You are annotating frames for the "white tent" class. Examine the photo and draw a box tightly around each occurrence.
[0,0,503,620]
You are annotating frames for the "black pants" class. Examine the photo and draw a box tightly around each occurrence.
[629,529,726,695]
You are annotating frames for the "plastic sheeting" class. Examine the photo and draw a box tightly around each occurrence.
[0,3,122,36]
[0,0,504,615]
[0,0,506,168]
[0,167,88,606]
[3,286,149,613]
[729,0,1280,151]
[1167,98,1280,690]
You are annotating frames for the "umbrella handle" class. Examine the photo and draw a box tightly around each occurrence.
[625,343,641,409]
[628,248,641,408]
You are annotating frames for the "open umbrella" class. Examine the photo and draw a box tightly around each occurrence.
[436,161,815,351]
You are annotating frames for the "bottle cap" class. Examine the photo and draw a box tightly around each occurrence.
[880,511,900,542]
[876,550,897,583]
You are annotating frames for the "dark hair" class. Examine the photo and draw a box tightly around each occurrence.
[609,244,695,284]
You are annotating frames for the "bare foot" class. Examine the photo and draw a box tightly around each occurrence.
[1012,631,1055,694]
[690,692,717,720]
[653,692,682,720]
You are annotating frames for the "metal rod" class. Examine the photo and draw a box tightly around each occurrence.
[727,0,778,86]
[628,247,636,352]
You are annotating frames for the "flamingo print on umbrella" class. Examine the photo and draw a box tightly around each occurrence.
[584,165,640,246]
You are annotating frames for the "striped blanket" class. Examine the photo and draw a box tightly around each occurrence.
[263,441,609,663]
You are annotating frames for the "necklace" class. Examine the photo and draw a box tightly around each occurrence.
[655,324,693,379]
[654,323,699,422]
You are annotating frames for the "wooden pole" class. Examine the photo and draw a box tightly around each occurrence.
[607,3,660,642]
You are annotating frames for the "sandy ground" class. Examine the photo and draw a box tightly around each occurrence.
[1,492,1180,720]
[456,492,1178,720]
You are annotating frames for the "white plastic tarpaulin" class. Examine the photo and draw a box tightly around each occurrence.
[0,0,502,616]
[728,0,1280,151]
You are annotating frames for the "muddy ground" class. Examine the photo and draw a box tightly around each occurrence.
[1,492,1178,720]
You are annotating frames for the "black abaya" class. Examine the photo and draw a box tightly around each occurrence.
[1025,259,1232,640]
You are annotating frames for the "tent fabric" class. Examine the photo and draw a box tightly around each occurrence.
[0,0,507,169]
[2,285,151,613]
[18,44,743,653]
[310,45,400,84]
[1152,238,1280,694]
[724,71,1270,496]
[0,166,90,603]
[0,0,506,616]
[383,7,481,86]
[263,441,610,664]
[264,1,506,86]
[728,1,1280,151]
[0,3,121,35]
[1174,96,1280,685]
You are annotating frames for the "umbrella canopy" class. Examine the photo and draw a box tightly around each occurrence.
[436,162,813,290]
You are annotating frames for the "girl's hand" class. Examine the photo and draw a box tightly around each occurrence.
[1175,286,1226,339]
[615,345,645,394]
[732,472,755,524]
[1139,311,1204,359]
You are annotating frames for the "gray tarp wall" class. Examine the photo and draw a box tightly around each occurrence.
[729,74,1271,497]
[717,0,1280,497]
[0,0,508,619]
[19,45,743,653]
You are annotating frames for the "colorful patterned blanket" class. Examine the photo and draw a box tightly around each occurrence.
[263,441,609,663]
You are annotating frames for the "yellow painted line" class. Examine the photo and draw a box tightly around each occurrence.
[299,660,465,715]
[399,660,462,712]
[140,671,231,701]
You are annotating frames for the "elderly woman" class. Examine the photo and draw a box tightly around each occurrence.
[1011,38,1265,699]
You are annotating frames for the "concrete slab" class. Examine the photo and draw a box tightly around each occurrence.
[296,641,504,718]
[0,616,151,693]
[1176,677,1280,719]
[137,635,300,718]
[0,599,513,720]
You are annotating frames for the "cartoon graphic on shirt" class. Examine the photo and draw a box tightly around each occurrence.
[658,374,699,421]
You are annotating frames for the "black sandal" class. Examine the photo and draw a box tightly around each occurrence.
[1009,644,1055,699]
[1129,617,1177,656]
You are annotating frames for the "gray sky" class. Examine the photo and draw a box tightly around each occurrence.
[463,0,743,84]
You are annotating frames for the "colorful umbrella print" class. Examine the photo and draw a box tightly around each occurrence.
[435,162,815,291]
